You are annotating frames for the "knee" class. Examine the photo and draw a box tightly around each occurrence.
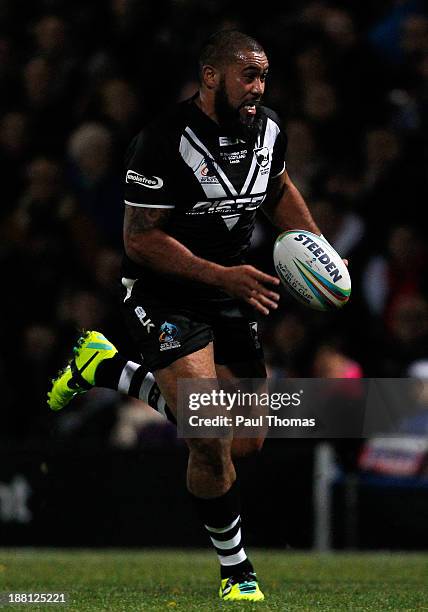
[187,438,232,474]
[232,436,264,458]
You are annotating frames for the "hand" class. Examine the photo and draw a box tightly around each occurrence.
[216,265,280,315]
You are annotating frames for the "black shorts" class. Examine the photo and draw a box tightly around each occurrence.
[119,278,264,371]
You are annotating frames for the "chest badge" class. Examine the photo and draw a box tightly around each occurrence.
[253,146,270,168]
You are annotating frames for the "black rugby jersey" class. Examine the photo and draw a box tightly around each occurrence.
[122,95,287,298]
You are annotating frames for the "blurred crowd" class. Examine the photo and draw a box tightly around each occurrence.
[0,0,427,445]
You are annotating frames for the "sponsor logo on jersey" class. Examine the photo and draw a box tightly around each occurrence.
[253,146,270,168]
[159,321,181,351]
[188,195,265,215]
[219,136,246,146]
[126,169,164,189]
[200,158,215,176]
[198,158,220,184]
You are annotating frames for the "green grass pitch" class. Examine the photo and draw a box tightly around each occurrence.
[0,549,427,611]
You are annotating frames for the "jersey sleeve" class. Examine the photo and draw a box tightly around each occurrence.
[123,126,175,209]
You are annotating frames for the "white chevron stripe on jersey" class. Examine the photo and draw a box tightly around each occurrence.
[179,133,229,199]
[240,132,262,195]
[184,127,238,196]
[180,119,281,232]
[240,150,259,194]
[247,117,281,196]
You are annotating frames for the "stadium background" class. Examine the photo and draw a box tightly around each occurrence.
[0,0,427,552]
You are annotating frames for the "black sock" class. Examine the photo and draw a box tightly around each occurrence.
[95,354,127,389]
[190,481,254,579]
[95,354,176,424]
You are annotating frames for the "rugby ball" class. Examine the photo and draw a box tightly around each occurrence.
[273,230,351,311]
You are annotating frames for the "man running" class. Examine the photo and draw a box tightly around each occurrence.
[48,30,321,602]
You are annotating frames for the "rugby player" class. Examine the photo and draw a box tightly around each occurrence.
[48,30,321,602]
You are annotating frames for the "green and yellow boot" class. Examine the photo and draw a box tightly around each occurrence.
[47,331,117,411]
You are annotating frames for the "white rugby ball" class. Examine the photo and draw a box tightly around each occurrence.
[273,230,351,311]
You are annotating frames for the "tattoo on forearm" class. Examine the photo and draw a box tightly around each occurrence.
[124,205,171,234]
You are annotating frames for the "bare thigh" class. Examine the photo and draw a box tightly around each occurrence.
[154,342,218,413]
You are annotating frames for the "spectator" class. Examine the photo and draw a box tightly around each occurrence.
[67,122,123,247]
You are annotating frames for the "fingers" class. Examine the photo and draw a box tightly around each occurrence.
[247,291,279,315]
[224,265,282,313]
[247,266,280,286]
[252,289,279,310]
[240,267,281,315]
[248,278,280,302]
[247,296,270,315]
[255,284,280,302]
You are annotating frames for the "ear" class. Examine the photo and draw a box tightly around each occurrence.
[201,64,219,90]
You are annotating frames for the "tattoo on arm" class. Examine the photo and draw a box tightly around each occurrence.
[124,205,171,235]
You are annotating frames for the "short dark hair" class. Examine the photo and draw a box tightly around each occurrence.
[198,30,265,78]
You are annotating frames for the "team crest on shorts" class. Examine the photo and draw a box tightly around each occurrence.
[159,321,181,351]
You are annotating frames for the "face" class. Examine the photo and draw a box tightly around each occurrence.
[213,50,269,138]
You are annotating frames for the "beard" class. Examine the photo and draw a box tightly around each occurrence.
[214,78,263,141]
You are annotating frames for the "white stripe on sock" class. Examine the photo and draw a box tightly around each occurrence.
[118,361,140,394]
[210,528,241,550]
[218,549,247,566]
[138,372,156,403]
[205,515,240,533]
